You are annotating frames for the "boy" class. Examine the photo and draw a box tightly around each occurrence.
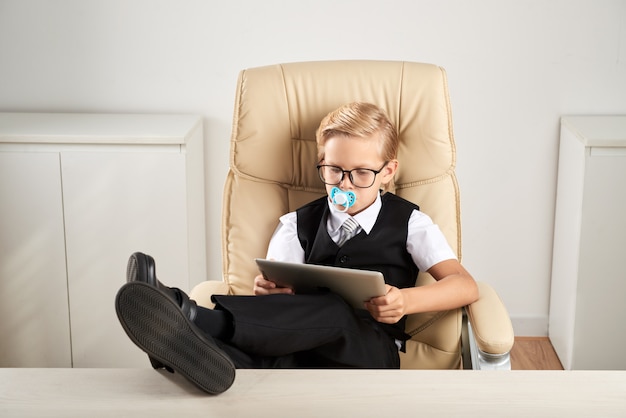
[115,102,479,395]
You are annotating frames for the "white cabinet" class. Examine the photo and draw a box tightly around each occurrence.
[0,113,206,368]
[549,116,626,370]
[0,152,72,367]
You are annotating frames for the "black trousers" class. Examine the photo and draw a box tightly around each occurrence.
[207,292,400,369]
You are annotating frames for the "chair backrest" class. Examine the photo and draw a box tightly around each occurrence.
[222,61,463,368]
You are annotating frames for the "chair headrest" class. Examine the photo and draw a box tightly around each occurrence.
[231,60,455,192]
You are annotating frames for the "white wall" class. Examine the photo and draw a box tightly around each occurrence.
[1,0,625,336]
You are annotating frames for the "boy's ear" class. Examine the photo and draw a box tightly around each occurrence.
[381,159,399,183]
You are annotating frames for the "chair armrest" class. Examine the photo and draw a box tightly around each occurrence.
[189,281,231,309]
[465,282,514,355]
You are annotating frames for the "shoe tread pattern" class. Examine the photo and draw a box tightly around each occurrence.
[115,282,235,394]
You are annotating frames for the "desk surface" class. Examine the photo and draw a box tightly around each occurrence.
[1,368,625,417]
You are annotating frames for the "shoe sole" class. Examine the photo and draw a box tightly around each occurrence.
[115,281,236,394]
[126,253,142,282]
[126,252,155,285]
[126,252,173,371]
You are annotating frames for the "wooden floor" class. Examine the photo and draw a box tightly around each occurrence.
[510,337,563,370]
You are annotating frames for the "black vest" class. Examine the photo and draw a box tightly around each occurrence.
[296,192,420,340]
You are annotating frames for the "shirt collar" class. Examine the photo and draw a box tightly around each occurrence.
[327,192,382,235]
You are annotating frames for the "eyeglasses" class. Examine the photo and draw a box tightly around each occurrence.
[316,162,388,188]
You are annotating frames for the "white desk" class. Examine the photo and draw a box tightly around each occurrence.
[1,369,625,417]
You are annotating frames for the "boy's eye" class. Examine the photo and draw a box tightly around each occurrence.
[354,169,371,177]
[328,166,343,175]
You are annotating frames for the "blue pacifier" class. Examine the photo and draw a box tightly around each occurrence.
[330,187,356,212]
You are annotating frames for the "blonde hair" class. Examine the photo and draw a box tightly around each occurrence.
[315,102,398,163]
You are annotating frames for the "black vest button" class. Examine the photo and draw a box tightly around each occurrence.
[339,255,349,263]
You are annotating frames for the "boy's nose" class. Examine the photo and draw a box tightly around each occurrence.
[339,174,354,189]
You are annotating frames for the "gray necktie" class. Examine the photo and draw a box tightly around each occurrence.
[337,217,360,247]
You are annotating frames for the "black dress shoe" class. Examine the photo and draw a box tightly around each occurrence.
[115,281,236,395]
[126,252,158,286]
[126,252,197,321]
[126,252,198,371]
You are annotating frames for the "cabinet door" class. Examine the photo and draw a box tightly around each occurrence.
[0,152,72,367]
[574,151,626,370]
[61,150,191,367]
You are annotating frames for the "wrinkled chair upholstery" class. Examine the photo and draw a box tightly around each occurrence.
[190,60,514,369]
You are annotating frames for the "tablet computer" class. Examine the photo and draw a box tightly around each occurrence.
[255,258,386,309]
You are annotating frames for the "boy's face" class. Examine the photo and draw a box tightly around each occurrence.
[322,134,398,215]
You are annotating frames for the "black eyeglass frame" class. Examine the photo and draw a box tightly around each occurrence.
[316,162,389,188]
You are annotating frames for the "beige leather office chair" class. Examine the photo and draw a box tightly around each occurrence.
[190,60,514,369]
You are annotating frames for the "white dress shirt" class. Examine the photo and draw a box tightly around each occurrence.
[266,193,456,273]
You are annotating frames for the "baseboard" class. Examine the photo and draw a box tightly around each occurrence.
[510,315,549,337]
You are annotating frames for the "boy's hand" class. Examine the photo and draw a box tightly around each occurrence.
[253,274,294,296]
[364,285,405,324]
